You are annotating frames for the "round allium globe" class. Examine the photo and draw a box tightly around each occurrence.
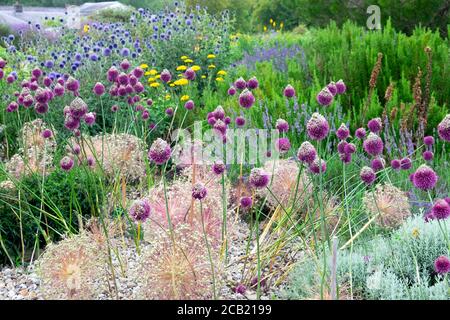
[233,284,247,295]
[363,132,384,156]
[423,151,434,161]
[367,118,382,133]
[336,123,350,140]
[129,199,151,222]
[54,83,65,96]
[234,77,246,90]
[35,102,49,114]
[412,164,438,190]
[64,115,80,131]
[60,156,74,171]
[239,89,255,109]
[133,67,144,78]
[316,87,333,106]
[92,82,105,96]
[355,127,366,139]
[213,119,227,135]
[160,69,172,83]
[434,256,450,274]
[148,138,171,165]
[344,143,356,154]
[192,182,208,200]
[184,68,196,81]
[249,168,270,189]
[283,84,296,98]
[84,112,96,126]
[165,107,174,117]
[120,59,131,70]
[65,76,79,92]
[309,158,327,174]
[391,159,401,170]
[437,114,450,142]
[306,113,329,141]
[297,141,317,164]
[327,81,337,96]
[107,66,119,82]
[400,157,412,170]
[339,152,352,164]
[41,129,53,139]
[69,97,88,119]
[240,196,253,209]
[213,106,225,120]
[371,157,386,172]
[247,76,259,89]
[431,199,450,220]
[235,116,246,127]
[228,86,236,96]
[423,135,435,146]
[184,100,195,110]
[337,141,348,154]
[275,137,291,154]
[360,166,376,185]
[335,79,346,94]
[212,160,226,175]
[275,119,289,133]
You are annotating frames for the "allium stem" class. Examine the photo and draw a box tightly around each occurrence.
[200,201,217,300]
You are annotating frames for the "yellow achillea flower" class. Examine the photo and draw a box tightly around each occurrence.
[280,22,284,29]
[207,54,216,59]
[144,71,152,76]
[148,69,158,75]
[180,95,190,101]
[148,77,155,82]
[165,94,171,100]
[201,75,206,79]
[169,83,175,87]
[184,59,193,63]
[412,228,420,238]
[174,78,189,86]
[155,75,161,79]
[181,55,189,60]
[176,65,187,71]
[217,70,227,76]
[83,24,90,33]
[263,26,267,32]
[216,77,224,82]
[270,18,273,24]
[191,65,201,71]
[273,22,276,27]
[150,82,160,88]
[208,64,216,69]
[140,64,149,69]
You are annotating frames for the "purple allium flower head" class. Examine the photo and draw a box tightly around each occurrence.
[336,123,350,140]
[43,76,52,87]
[184,100,195,110]
[309,158,327,174]
[275,118,289,133]
[316,87,333,106]
[360,166,376,185]
[148,138,171,165]
[69,97,88,119]
[335,79,346,94]
[133,67,144,78]
[412,164,438,190]
[363,132,384,156]
[275,137,291,154]
[235,116,246,127]
[213,106,225,120]
[233,283,246,295]
[23,95,34,108]
[208,117,217,126]
[184,67,196,80]
[130,75,138,86]
[367,118,382,133]
[65,76,79,92]
[165,107,174,117]
[107,66,119,82]
[86,156,95,167]
[192,182,207,200]
[35,87,49,104]
[0,59,6,68]
[71,144,81,155]
[339,152,352,164]
[118,72,129,86]
[445,198,450,205]
[400,157,412,170]
[297,141,317,164]
[35,102,48,114]
[120,59,131,70]
[213,119,227,135]
[142,110,150,120]
[227,86,236,96]
[327,81,337,96]
[234,77,246,90]
[84,112,96,126]
[283,84,296,98]
[54,83,65,96]
[371,157,386,172]
[344,143,356,154]
[134,82,144,93]
[146,99,153,106]
[160,69,172,83]
[129,199,151,222]
[212,160,226,175]
[249,168,270,189]
[224,116,231,125]
[434,256,450,274]
[247,76,259,89]
[31,68,42,79]
[7,102,19,112]
[239,89,255,109]
[437,115,450,142]
[431,199,450,220]
[240,196,253,209]
[423,135,435,146]
[0,69,3,80]
[306,113,329,141]
[60,156,74,171]
[423,151,434,161]
[391,159,401,170]
[337,141,348,154]
[93,82,105,96]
